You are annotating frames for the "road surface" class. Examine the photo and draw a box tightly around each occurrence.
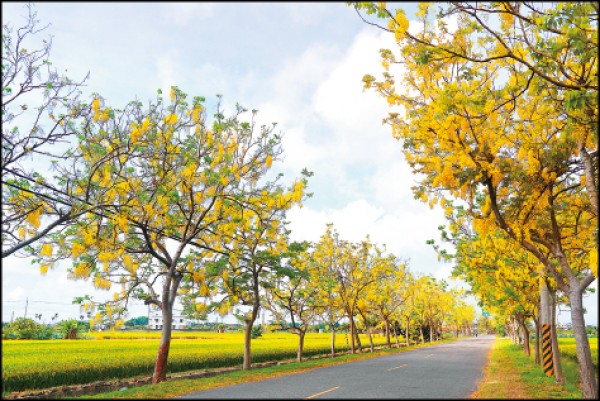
[177,335,495,399]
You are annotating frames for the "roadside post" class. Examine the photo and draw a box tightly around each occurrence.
[540,279,553,377]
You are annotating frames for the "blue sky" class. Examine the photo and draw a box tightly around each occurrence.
[2,2,596,326]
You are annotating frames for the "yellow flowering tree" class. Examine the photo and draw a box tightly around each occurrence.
[180,174,309,370]
[396,273,419,346]
[453,229,541,356]
[309,224,345,357]
[355,249,407,350]
[410,275,447,343]
[353,2,597,396]
[371,258,410,348]
[2,5,90,258]
[263,241,322,362]
[435,205,566,375]
[447,298,476,337]
[36,86,308,383]
[332,234,382,354]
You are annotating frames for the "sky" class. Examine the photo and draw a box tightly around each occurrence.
[2,2,597,326]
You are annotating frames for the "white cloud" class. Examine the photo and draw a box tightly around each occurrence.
[287,200,385,246]
[285,3,331,25]
[250,42,341,145]
[6,287,25,302]
[156,53,179,96]
[279,126,328,173]
[1,256,150,321]
[434,264,453,282]
[288,197,446,276]
[271,43,340,114]
[258,28,409,196]
[313,30,393,130]
[312,30,402,164]
[368,157,418,207]
[162,3,217,26]
[251,24,450,279]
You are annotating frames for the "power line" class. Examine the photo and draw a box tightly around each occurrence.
[2,299,149,306]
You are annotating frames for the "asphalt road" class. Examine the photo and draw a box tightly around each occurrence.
[177,335,495,399]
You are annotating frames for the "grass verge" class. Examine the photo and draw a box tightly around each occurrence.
[470,338,582,399]
[76,338,457,399]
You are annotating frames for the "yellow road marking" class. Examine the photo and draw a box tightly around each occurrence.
[305,386,340,399]
[387,364,407,371]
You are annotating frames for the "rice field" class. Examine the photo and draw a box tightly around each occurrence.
[558,337,598,371]
[2,331,392,393]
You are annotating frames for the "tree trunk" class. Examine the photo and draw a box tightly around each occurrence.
[243,304,259,370]
[520,318,530,357]
[348,314,356,354]
[550,289,564,384]
[354,323,363,353]
[405,320,410,347]
[517,320,523,344]
[510,317,521,344]
[367,326,374,352]
[344,330,349,351]
[152,307,173,383]
[297,331,305,362]
[429,320,434,343]
[533,316,541,365]
[569,289,596,398]
[243,320,253,370]
[579,140,598,216]
[330,323,336,357]
[384,318,391,348]
[419,324,425,344]
[509,318,518,344]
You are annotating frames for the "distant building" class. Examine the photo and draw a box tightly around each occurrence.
[147,311,190,330]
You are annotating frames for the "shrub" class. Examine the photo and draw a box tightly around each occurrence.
[251,324,263,339]
[56,319,86,339]
[2,318,54,340]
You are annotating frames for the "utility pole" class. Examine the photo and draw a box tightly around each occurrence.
[540,278,553,377]
[24,297,28,318]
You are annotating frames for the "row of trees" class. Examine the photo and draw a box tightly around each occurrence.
[353,2,597,398]
[211,224,477,364]
[177,223,476,368]
[437,210,572,381]
[1,7,474,386]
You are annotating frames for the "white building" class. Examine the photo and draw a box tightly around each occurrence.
[147,311,190,330]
